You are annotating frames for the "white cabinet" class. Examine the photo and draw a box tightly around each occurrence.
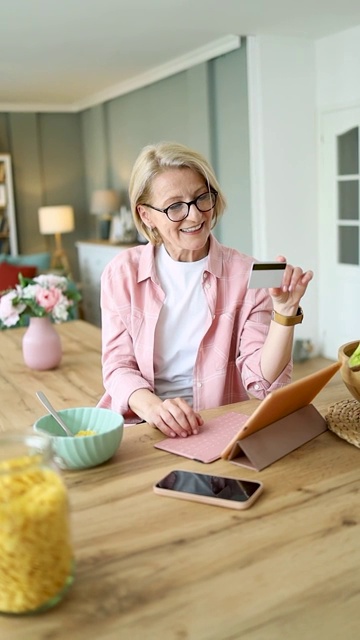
[76,241,137,326]
[0,154,18,256]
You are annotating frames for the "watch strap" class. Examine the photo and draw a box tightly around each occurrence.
[271,307,304,326]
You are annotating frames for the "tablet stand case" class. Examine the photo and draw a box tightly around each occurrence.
[228,403,327,471]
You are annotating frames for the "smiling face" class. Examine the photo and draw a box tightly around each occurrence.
[137,167,214,262]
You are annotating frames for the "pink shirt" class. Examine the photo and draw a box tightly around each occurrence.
[97,235,292,421]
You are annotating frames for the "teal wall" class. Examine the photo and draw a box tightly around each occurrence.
[0,112,86,277]
[0,43,251,279]
[211,45,252,252]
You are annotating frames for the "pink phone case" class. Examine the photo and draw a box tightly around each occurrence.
[153,470,264,510]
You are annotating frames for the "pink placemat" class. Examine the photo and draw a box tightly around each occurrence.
[154,411,248,463]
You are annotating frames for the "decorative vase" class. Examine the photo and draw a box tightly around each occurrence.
[22,317,62,370]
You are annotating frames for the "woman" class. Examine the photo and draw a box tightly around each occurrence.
[97,141,313,438]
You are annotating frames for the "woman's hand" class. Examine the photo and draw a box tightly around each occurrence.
[269,255,313,315]
[259,256,313,384]
[129,389,203,438]
[147,397,203,438]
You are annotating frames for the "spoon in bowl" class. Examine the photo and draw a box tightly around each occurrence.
[36,391,74,437]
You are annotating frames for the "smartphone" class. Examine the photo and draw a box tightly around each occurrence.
[247,261,286,289]
[153,470,263,510]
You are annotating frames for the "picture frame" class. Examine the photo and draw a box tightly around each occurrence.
[109,207,137,243]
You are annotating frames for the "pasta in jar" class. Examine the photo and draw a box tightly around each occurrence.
[0,435,74,614]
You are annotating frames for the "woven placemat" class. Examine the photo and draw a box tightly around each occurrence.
[326,399,360,448]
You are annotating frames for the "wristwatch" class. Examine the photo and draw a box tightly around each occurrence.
[271,307,304,326]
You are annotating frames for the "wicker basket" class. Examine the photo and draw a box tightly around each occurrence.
[326,399,360,448]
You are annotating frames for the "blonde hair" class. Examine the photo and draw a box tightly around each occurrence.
[129,141,227,244]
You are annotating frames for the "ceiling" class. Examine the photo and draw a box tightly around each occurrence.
[1,0,360,111]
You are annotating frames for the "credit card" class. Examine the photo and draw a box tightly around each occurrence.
[247,262,286,289]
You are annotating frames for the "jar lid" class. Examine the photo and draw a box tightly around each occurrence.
[0,433,52,472]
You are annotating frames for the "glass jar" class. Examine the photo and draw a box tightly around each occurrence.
[0,433,74,614]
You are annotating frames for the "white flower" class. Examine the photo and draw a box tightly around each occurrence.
[51,297,72,323]
[0,291,27,327]
[34,274,68,291]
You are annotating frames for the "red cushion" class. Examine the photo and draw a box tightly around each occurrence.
[0,261,38,292]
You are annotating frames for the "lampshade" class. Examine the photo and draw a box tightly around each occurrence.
[38,206,75,235]
[90,190,120,215]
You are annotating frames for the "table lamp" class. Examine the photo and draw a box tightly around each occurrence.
[38,205,75,277]
[90,189,120,239]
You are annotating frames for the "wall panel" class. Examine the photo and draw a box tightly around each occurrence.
[38,113,87,278]
[0,114,10,152]
[105,69,192,201]
[7,113,43,254]
[210,44,252,253]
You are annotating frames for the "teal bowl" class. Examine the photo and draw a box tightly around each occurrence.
[33,407,124,470]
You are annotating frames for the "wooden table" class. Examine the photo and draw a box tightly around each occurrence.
[1,321,359,640]
[0,320,104,431]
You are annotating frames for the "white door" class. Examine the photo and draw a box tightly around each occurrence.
[319,108,360,359]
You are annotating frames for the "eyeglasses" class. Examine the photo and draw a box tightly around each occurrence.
[143,190,218,222]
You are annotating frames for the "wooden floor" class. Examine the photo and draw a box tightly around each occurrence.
[292,355,336,381]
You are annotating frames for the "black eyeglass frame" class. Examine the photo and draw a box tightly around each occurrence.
[142,190,218,222]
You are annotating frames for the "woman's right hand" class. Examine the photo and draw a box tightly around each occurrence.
[129,389,203,438]
[147,397,204,438]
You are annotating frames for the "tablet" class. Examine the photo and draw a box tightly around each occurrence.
[154,361,340,464]
[221,360,340,460]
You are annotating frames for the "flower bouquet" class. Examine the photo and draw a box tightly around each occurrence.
[0,273,81,329]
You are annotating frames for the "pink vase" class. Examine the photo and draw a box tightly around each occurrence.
[22,317,62,370]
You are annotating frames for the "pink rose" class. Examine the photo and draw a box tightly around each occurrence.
[34,285,62,312]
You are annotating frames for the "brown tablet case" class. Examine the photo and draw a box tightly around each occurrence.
[226,404,327,471]
[221,361,341,471]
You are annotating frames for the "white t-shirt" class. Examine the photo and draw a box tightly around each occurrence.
[154,245,208,405]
